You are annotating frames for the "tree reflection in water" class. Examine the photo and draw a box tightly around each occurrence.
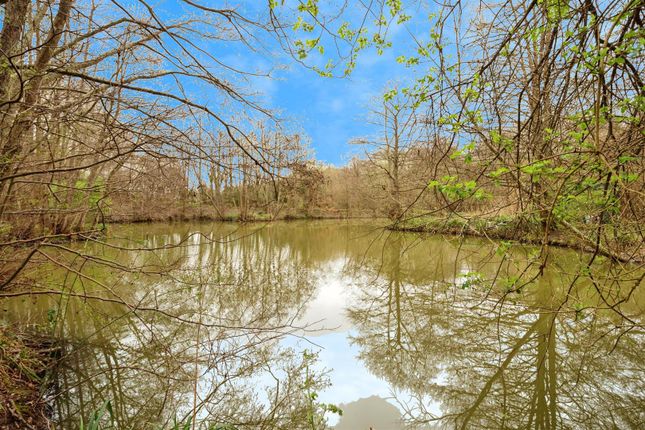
[347,233,644,429]
[6,223,338,429]
[4,221,643,429]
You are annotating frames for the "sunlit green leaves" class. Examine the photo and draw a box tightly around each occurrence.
[450,141,475,163]
[396,54,419,67]
[489,131,514,151]
[297,0,319,17]
[386,0,403,16]
[428,176,490,201]
[268,0,284,10]
[337,22,354,41]
[292,16,314,32]
[383,88,398,102]
[538,0,570,23]
[490,167,510,179]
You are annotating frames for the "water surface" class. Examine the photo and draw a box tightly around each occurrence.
[4,221,644,429]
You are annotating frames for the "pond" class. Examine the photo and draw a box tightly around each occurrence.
[3,220,644,429]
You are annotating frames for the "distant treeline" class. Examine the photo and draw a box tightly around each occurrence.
[102,136,485,223]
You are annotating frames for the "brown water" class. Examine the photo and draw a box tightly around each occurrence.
[3,220,644,429]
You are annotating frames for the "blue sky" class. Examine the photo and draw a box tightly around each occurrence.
[147,0,440,165]
[269,48,403,164]
[255,5,432,165]
[217,49,402,165]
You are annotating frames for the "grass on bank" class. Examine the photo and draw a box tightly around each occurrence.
[392,213,643,262]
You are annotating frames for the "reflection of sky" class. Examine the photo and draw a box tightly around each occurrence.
[187,252,407,427]
[282,258,429,427]
[294,258,353,333]
[283,331,396,426]
[141,227,452,426]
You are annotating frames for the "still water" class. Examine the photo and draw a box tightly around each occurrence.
[4,221,644,429]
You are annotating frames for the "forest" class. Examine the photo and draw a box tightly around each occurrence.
[0,0,643,429]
